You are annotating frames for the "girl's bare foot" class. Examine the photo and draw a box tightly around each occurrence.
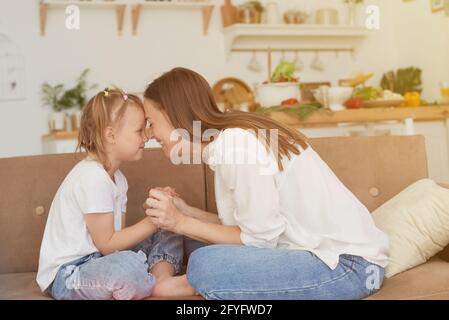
[150,261,175,282]
[151,275,199,297]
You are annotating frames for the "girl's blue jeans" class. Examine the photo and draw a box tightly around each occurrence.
[48,230,183,300]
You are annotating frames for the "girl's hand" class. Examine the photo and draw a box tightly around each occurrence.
[158,186,179,198]
[151,186,179,197]
[145,189,186,233]
[143,186,179,210]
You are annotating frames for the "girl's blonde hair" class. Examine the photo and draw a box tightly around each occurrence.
[77,87,144,170]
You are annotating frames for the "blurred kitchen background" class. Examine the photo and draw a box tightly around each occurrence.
[0,0,449,180]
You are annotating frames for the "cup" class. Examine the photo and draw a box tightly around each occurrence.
[440,81,449,103]
[265,2,280,24]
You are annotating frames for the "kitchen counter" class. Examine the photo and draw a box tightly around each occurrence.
[267,105,449,128]
[265,105,449,183]
[42,131,79,141]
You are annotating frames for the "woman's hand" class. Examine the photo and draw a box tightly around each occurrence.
[145,189,186,233]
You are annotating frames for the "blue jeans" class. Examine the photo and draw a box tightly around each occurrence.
[48,230,183,300]
[186,245,385,300]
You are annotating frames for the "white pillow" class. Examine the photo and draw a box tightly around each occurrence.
[372,179,449,278]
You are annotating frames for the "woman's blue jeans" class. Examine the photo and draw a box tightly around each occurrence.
[186,244,385,300]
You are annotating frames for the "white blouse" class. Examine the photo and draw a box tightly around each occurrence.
[204,128,389,270]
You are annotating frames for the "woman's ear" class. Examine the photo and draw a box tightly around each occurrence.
[104,126,116,144]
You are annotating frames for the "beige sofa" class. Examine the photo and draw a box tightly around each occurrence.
[1,135,448,300]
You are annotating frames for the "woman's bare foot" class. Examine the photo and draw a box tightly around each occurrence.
[151,275,199,297]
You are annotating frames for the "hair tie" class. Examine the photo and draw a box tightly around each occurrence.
[123,93,128,101]
[103,90,109,97]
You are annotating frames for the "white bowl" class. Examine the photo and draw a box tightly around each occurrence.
[328,87,353,111]
[313,86,353,111]
[254,82,302,108]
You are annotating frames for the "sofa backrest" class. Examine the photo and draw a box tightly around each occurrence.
[205,135,448,260]
[0,150,207,274]
[1,135,447,274]
[205,135,429,213]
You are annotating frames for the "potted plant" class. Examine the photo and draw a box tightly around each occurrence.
[41,69,97,132]
[238,0,264,24]
[254,61,302,108]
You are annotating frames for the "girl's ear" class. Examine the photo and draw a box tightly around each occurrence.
[104,126,115,144]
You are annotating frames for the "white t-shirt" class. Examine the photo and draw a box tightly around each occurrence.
[205,128,389,270]
[36,158,128,291]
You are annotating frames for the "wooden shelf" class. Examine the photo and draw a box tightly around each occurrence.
[223,24,369,57]
[131,1,214,36]
[40,0,127,36]
[42,131,79,141]
[268,106,449,128]
[42,106,449,139]
[39,1,214,36]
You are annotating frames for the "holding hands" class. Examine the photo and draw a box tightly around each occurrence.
[144,187,191,233]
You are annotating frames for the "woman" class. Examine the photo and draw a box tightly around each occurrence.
[143,67,389,300]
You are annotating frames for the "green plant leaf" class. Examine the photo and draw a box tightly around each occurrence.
[380,67,422,95]
[255,103,324,121]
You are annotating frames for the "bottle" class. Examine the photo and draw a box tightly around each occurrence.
[221,0,237,27]
[404,92,421,107]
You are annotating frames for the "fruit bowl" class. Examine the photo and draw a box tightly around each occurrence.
[313,86,353,111]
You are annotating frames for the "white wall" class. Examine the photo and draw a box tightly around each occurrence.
[388,0,449,100]
[0,0,447,158]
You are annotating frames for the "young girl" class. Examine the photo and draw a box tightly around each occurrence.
[36,87,184,300]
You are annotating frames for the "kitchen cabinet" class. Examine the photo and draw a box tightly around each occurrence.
[131,1,214,36]
[39,0,127,36]
[223,24,368,57]
[39,0,214,37]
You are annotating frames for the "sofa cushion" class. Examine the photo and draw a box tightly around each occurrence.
[372,179,449,278]
[3,259,449,300]
[0,272,203,300]
[368,257,449,300]
[0,273,52,300]
[0,149,207,274]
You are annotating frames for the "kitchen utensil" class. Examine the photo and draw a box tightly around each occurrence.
[313,86,353,111]
[254,82,302,108]
[283,10,309,24]
[440,81,449,103]
[327,87,353,111]
[301,82,332,102]
[279,49,286,65]
[312,86,329,109]
[212,77,255,112]
[311,51,324,72]
[248,50,262,72]
[265,2,280,24]
[316,8,339,25]
[362,100,405,108]
[221,0,238,27]
[293,51,304,72]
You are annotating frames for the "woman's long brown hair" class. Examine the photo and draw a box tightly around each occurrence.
[144,67,309,171]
